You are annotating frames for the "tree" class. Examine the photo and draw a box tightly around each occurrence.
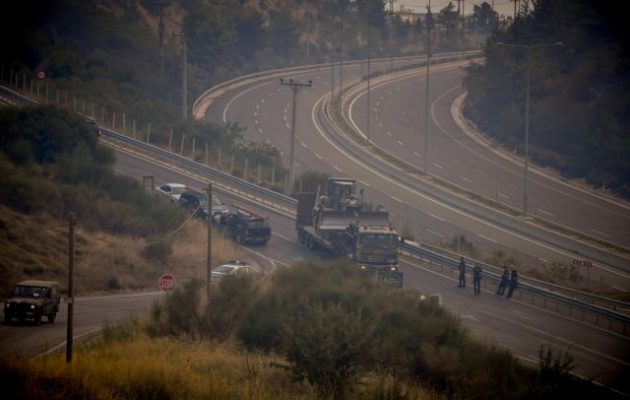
[284,302,375,399]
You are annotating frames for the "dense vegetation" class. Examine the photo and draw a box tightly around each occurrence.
[464,0,630,196]
[0,105,184,236]
[1,262,620,399]
[144,262,617,399]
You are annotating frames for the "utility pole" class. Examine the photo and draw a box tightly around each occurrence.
[306,12,311,65]
[211,182,212,298]
[174,30,188,119]
[366,20,371,143]
[338,5,344,106]
[66,212,76,364]
[423,1,432,174]
[279,78,312,194]
[155,2,168,78]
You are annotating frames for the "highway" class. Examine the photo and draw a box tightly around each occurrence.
[1,139,628,395]
[199,57,630,292]
[1,55,628,394]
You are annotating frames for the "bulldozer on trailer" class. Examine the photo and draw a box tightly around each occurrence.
[296,178,403,288]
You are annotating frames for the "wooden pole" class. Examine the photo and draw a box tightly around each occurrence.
[66,213,76,363]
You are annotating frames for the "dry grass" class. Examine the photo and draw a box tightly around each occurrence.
[2,325,441,400]
[0,205,244,296]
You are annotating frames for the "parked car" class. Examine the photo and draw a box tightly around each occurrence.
[179,190,230,220]
[217,205,271,245]
[211,260,260,284]
[4,280,61,324]
[156,183,186,202]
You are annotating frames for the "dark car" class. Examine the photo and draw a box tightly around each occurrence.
[4,280,61,324]
[218,206,271,245]
[179,190,229,220]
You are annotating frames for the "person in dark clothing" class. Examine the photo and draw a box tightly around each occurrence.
[506,269,518,299]
[496,266,510,295]
[472,264,482,295]
[457,257,466,288]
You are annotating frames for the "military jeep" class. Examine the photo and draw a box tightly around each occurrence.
[4,280,61,324]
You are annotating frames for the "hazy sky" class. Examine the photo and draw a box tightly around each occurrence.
[397,0,517,17]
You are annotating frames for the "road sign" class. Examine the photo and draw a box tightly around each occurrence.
[159,273,175,291]
[37,71,46,79]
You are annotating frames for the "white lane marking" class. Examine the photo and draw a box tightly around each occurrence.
[378,122,383,128]
[301,141,307,148]
[413,151,422,158]
[536,209,555,218]
[389,195,404,203]
[359,180,371,187]
[256,104,260,110]
[426,229,444,238]
[334,165,343,172]
[311,95,630,281]
[386,131,392,136]
[590,229,612,239]
[254,119,259,125]
[267,92,274,97]
[461,314,480,321]
[478,233,498,244]
[254,111,258,117]
[315,153,322,159]
[285,123,291,129]
[429,213,445,222]
[396,140,404,146]
[433,163,444,169]
[461,176,473,184]
[260,98,266,103]
[257,128,263,134]
[498,192,510,200]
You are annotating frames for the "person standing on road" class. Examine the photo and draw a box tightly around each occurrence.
[458,257,467,288]
[506,269,519,299]
[473,263,482,296]
[496,266,510,295]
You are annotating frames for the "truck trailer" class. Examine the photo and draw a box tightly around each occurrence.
[296,178,402,287]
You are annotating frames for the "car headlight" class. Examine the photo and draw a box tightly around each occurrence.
[4,303,10,308]
[30,305,36,310]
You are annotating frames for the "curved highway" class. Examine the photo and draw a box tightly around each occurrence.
[201,58,630,292]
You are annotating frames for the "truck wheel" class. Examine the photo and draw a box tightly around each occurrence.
[48,312,57,324]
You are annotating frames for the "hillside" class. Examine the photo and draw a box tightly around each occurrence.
[0,105,244,296]
[464,0,630,197]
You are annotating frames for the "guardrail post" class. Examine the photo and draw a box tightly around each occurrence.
[180,134,185,154]
[191,137,196,159]
[244,158,249,181]
[112,112,116,130]
[147,122,152,144]
[205,142,209,165]
[122,113,126,134]
[168,129,173,149]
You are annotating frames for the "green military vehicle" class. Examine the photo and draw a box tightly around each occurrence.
[4,280,61,324]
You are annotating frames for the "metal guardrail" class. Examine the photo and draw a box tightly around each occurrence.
[3,63,629,336]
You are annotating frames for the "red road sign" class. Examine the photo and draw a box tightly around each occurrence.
[159,273,176,291]
[37,71,46,79]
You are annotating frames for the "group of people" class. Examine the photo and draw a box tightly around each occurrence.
[457,257,518,298]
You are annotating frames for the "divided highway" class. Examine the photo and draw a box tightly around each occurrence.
[1,54,628,394]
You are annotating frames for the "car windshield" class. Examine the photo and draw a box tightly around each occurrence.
[247,219,268,229]
[359,233,397,248]
[15,285,50,298]
[211,196,223,207]
[171,186,186,195]
[214,265,237,274]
